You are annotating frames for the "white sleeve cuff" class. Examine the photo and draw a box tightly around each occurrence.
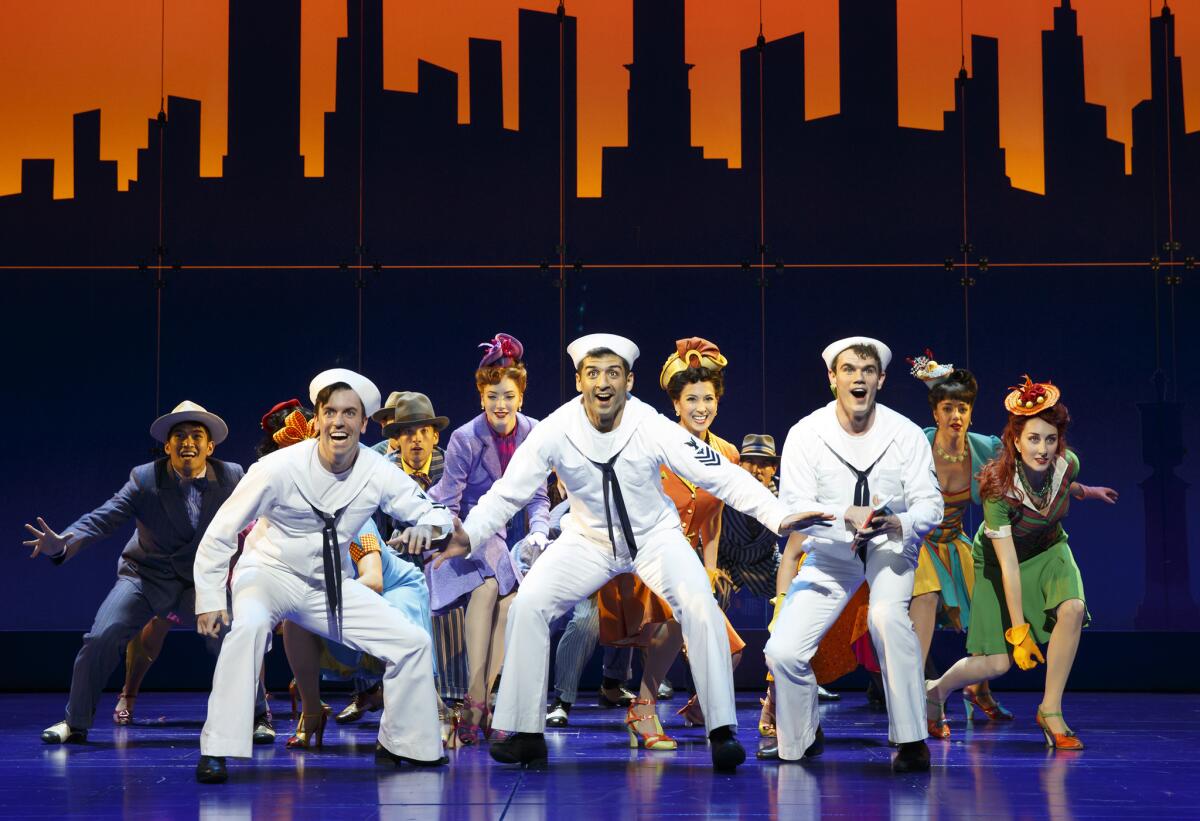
[984,524,1012,539]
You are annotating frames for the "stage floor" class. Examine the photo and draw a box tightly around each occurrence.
[3,690,1196,819]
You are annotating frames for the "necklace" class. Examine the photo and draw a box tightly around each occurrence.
[935,441,967,463]
[1017,462,1053,503]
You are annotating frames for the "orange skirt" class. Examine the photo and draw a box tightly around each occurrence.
[810,584,871,685]
[596,573,746,655]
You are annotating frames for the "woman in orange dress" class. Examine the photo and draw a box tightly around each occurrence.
[596,337,744,747]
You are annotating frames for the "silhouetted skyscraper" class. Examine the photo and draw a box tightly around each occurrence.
[519,7,577,202]
[470,39,504,130]
[626,0,691,152]
[740,32,805,178]
[1042,0,1124,200]
[224,0,302,182]
[839,0,898,126]
[943,36,1007,189]
[73,109,117,199]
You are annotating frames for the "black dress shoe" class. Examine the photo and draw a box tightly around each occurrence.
[893,740,931,773]
[375,743,448,767]
[597,685,635,708]
[756,726,823,761]
[710,736,746,772]
[195,755,228,784]
[252,711,276,745]
[488,732,548,766]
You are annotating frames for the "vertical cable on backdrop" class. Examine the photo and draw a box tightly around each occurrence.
[756,0,767,431]
[558,1,568,404]
[154,0,166,417]
[957,0,971,369]
[356,0,366,372]
[1160,0,1178,399]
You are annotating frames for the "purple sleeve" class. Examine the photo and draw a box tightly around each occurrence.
[428,430,472,516]
[55,471,140,563]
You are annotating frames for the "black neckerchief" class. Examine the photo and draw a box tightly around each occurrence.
[823,443,887,567]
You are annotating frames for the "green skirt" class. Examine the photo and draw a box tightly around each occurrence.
[965,538,1089,656]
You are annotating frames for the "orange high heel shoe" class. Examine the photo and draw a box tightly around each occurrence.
[677,694,705,728]
[963,685,1014,722]
[1036,708,1084,751]
[286,709,329,750]
[925,680,950,740]
[625,699,677,750]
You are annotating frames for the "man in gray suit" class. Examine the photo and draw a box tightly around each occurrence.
[24,401,269,743]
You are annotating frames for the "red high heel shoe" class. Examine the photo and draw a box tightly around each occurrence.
[286,708,329,750]
[625,699,677,750]
[1036,708,1084,751]
[676,694,705,728]
[963,684,1014,722]
[456,697,487,746]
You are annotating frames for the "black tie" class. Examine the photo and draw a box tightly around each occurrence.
[309,503,349,636]
[825,445,886,567]
[590,453,638,560]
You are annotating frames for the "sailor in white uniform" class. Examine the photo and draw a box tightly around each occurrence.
[437,333,831,772]
[760,337,943,773]
[192,369,457,783]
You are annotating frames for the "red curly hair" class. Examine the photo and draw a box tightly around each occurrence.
[977,402,1071,502]
[476,363,528,396]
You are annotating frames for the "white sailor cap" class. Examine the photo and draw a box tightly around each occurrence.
[821,337,893,371]
[567,333,640,370]
[308,368,383,418]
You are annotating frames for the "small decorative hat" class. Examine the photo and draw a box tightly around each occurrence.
[261,398,301,430]
[738,434,779,461]
[150,400,229,445]
[907,348,955,388]
[659,337,728,390]
[1004,375,1061,416]
[821,336,892,371]
[567,333,640,370]
[478,333,525,369]
[308,368,382,418]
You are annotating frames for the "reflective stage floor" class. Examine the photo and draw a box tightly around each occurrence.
[3,690,1195,819]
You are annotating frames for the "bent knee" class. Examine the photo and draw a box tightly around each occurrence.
[1056,598,1086,622]
[867,602,911,633]
[985,653,1011,678]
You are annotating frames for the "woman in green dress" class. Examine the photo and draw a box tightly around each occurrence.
[925,376,1117,750]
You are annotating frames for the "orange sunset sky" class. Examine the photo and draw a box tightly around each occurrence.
[1,0,1197,200]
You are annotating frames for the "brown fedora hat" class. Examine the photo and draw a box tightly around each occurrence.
[380,391,450,437]
[738,433,779,461]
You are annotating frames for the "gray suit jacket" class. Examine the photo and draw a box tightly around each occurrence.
[56,458,245,594]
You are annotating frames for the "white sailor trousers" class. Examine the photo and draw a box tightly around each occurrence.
[764,540,926,759]
[492,527,736,734]
[199,562,442,761]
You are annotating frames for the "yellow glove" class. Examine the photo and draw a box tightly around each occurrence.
[767,592,787,634]
[1004,623,1046,671]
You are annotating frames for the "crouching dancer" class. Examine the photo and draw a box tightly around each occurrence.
[192,369,461,783]
[438,334,832,772]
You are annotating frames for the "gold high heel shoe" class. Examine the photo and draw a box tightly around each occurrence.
[758,688,776,738]
[625,699,677,751]
[286,709,329,750]
[1037,708,1084,751]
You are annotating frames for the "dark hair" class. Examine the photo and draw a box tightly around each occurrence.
[927,368,979,411]
[546,472,565,509]
[256,405,315,459]
[477,363,528,395]
[665,366,725,401]
[977,402,1071,502]
[314,381,364,414]
[832,343,883,370]
[576,347,630,375]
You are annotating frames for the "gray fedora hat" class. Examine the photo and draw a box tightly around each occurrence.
[738,433,779,461]
[380,392,450,437]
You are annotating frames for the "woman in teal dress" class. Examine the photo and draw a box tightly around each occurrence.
[925,377,1117,750]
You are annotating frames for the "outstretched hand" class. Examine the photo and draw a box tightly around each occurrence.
[779,511,836,533]
[432,518,471,569]
[1076,484,1119,504]
[23,517,72,559]
[388,525,434,555]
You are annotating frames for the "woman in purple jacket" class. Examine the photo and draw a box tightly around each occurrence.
[429,333,551,743]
